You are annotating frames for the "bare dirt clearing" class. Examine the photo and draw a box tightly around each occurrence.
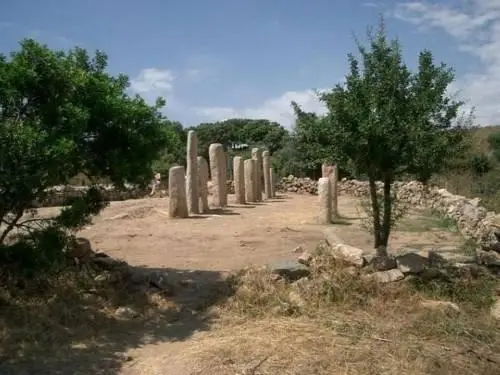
[1,193,488,375]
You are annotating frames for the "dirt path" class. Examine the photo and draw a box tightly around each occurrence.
[2,193,468,375]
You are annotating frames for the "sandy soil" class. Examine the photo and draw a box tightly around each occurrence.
[2,192,467,375]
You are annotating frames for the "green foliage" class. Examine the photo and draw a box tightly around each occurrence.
[296,20,471,250]
[487,132,500,162]
[189,118,288,160]
[0,39,174,271]
[469,154,491,176]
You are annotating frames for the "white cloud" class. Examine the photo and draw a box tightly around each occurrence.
[393,0,500,125]
[184,68,202,82]
[196,89,328,128]
[130,68,175,95]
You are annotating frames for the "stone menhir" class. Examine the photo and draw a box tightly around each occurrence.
[262,150,272,200]
[244,158,256,202]
[318,177,332,224]
[269,167,275,198]
[168,166,189,218]
[251,148,263,201]
[186,130,199,214]
[321,163,339,218]
[197,156,209,213]
[209,143,227,208]
[233,156,246,204]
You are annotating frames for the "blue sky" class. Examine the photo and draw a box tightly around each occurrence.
[1,0,499,127]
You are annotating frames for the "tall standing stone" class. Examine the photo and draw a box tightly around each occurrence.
[197,156,209,213]
[244,159,256,202]
[318,177,332,224]
[322,163,339,219]
[251,148,263,201]
[209,143,227,208]
[168,166,188,218]
[186,130,199,214]
[269,167,275,198]
[233,156,246,204]
[262,150,272,200]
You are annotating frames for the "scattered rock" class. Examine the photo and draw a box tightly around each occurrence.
[115,306,140,320]
[365,255,397,271]
[428,250,475,266]
[490,242,500,254]
[370,269,405,283]
[297,251,313,266]
[292,245,305,254]
[421,299,460,312]
[331,244,365,267]
[269,260,310,281]
[67,237,94,259]
[396,252,429,274]
[476,249,500,267]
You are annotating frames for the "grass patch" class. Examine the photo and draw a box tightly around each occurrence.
[458,238,479,256]
[396,208,459,233]
[185,248,500,375]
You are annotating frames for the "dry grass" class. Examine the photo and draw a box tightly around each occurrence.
[184,247,500,375]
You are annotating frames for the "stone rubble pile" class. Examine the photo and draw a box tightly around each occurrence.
[277,175,318,195]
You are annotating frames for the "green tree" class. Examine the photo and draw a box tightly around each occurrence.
[0,39,171,269]
[312,22,470,254]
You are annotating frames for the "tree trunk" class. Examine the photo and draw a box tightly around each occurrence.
[368,176,382,249]
[379,175,393,256]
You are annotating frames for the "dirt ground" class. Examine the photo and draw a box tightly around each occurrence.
[2,192,470,375]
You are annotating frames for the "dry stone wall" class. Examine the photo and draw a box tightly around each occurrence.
[278,175,500,245]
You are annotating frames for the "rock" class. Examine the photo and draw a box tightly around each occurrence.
[428,250,475,266]
[297,251,312,266]
[421,299,460,312]
[491,242,500,254]
[491,299,500,320]
[476,249,500,267]
[91,254,127,269]
[115,306,140,320]
[94,272,113,282]
[323,228,342,247]
[331,244,365,267]
[67,237,94,259]
[396,252,429,274]
[371,269,405,283]
[269,260,310,281]
[292,245,305,254]
[365,255,397,271]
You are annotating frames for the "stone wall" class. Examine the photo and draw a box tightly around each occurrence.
[278,175,500,245]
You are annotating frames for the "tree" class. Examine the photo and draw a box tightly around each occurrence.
[0,39,171,270]
[313,21,470,254]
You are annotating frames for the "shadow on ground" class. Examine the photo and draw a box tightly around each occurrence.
[0,262,234,375]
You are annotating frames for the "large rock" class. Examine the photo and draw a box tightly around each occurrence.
[331,244,365,267]
[396,252,429,274]
[370,269,405,283]
[476,249,500,267]
[269,260,310,281]
[364,255,397,271]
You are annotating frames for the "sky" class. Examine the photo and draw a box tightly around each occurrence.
[0,0,499,128]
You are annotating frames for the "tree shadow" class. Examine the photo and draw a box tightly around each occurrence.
[0,261,235,375]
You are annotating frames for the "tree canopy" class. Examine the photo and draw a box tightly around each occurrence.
[0,39,173,267]
[295,21,471,252]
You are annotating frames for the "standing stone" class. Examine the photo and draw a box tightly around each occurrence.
[209,143,227,208]
[331,164,339,218]
[168,166,188,218]
[322,163,339,219]
[318,177,332,224]
[233,156,246,204]
[244,159,256,202]
[186,130,199,214]
[269,167,275,198]
[262,150,272,200]
[251,148,263,201]
[197,156,209,213]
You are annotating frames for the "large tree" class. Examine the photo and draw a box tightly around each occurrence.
[310,22,470,254]
[0,39,172,265]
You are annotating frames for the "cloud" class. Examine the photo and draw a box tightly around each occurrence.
[196,89,328,128]
[130,68,175,103]
[393,0,500,125]
[184,68,202,82]
[362,2,379,9]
